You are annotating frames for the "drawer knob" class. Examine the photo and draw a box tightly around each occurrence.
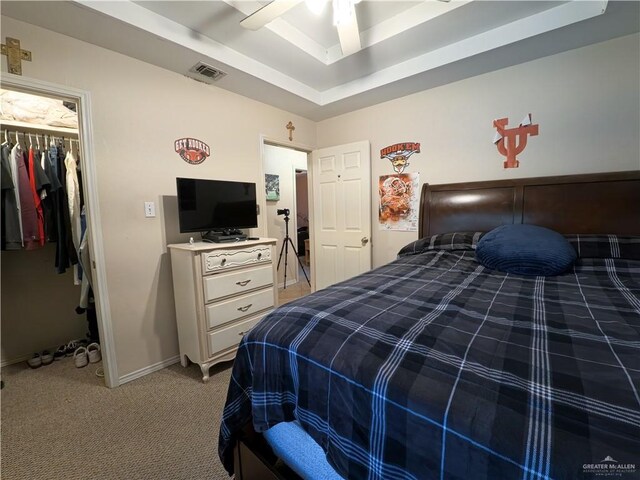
[237,304,253,313]
[221,258,227,265]
[257,253,262,259]
[236,280,251,287]
[238,331,247,336]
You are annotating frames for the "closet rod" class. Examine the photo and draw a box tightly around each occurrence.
[7,130,79,141]
[9,131,80,145]
[0,119,79,137]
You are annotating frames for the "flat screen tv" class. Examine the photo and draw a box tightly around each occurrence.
[176,177,258,233]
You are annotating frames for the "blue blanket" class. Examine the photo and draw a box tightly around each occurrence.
[264,421,343,479]
[219,233,640,479]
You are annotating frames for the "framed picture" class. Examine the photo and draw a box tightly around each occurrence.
[265,174,280,201]
[378,172,420,231]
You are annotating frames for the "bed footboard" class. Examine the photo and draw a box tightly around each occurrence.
[233,424,301,480]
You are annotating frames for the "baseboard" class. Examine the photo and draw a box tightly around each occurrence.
[1,343,64,367]
[1,352,35,368]
[118,355,181,385]
[3,354,182,385]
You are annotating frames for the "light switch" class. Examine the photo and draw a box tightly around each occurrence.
[144,201,156,218]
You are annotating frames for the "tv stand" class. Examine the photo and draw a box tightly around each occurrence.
[202,230,247,243]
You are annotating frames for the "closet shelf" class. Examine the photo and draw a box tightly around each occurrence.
[0,119,79,137]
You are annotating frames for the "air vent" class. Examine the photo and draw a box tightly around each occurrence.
[188,62,227,82]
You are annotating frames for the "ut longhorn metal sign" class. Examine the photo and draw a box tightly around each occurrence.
[493,114,539,169]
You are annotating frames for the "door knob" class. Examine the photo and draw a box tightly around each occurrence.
[361,237,369,246]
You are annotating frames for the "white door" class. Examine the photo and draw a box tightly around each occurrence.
[311,141,371,290]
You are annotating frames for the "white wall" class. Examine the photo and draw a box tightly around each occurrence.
[317,33,640,267]
[0,16,317,380]
[264,144,308,286]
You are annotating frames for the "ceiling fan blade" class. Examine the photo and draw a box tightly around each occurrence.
[240,0,304,31]
[336,4,361,56]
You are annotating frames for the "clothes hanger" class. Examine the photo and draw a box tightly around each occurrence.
[36,133,41,150]
[28,133,33,149]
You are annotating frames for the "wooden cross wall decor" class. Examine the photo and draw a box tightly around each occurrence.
[1,37,32,76]
[286,121,295,141]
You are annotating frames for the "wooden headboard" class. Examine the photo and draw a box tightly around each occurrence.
[419,171,640,238]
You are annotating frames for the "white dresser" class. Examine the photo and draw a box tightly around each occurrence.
[168,238,277,382]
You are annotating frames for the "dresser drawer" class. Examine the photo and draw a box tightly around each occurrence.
[205,288,274,330]
[203,265,273,303]
[207,315,262,357]
[202,245,271,274]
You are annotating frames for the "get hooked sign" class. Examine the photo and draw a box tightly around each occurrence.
[175,137,210,165]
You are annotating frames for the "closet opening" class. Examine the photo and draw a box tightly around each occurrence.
[1,79,114,388]
[262,141,312,306]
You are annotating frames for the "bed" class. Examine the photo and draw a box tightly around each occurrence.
[219,171,640,480]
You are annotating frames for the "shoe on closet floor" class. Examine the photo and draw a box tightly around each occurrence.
[41,350,54,365]
[53,344,67,361]
[27,353,42,369]
[74,347,88,368]
[65,339,87,357]
[87,343,101,364]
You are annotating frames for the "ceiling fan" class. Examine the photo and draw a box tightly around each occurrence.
[240,0,364,57]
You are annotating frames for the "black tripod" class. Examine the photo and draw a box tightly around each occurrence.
[277,213,310,289]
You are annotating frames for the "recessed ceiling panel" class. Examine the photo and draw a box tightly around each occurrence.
[1,0,637,121]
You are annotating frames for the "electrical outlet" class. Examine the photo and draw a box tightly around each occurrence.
[144,201,156,218]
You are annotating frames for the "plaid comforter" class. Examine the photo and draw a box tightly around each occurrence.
[219,233,640,480]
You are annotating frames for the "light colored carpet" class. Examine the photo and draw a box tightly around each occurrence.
[1,357,233,480]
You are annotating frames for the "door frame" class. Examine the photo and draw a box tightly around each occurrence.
[258,135,315,291]
[2,73,118,387]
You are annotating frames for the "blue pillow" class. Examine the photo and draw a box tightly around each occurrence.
[476,224,577,276]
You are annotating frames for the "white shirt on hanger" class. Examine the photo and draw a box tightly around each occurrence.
[65,149,82,284]
[10,143,24,246]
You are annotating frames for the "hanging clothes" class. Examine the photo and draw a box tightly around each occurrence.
[0,143,13,250]
[1,131,84,282]
[31,146,51,195]
[1,142,22,250]
[53,141,78,273]
[65,149,81,249]
[8,143,24,247]
[78,206,93,309]
[1,145,13,190]
[42,143,62,242]
[13,144,42,249]
[76,153,85,209]
[28,146,46,247]
[65,149,82,284]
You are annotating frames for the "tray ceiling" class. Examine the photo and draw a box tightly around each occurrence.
[2,1,638,120]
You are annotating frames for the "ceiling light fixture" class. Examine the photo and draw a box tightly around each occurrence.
[241,0,363,56]
[305,0,327,16]
[333,0,359,26]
